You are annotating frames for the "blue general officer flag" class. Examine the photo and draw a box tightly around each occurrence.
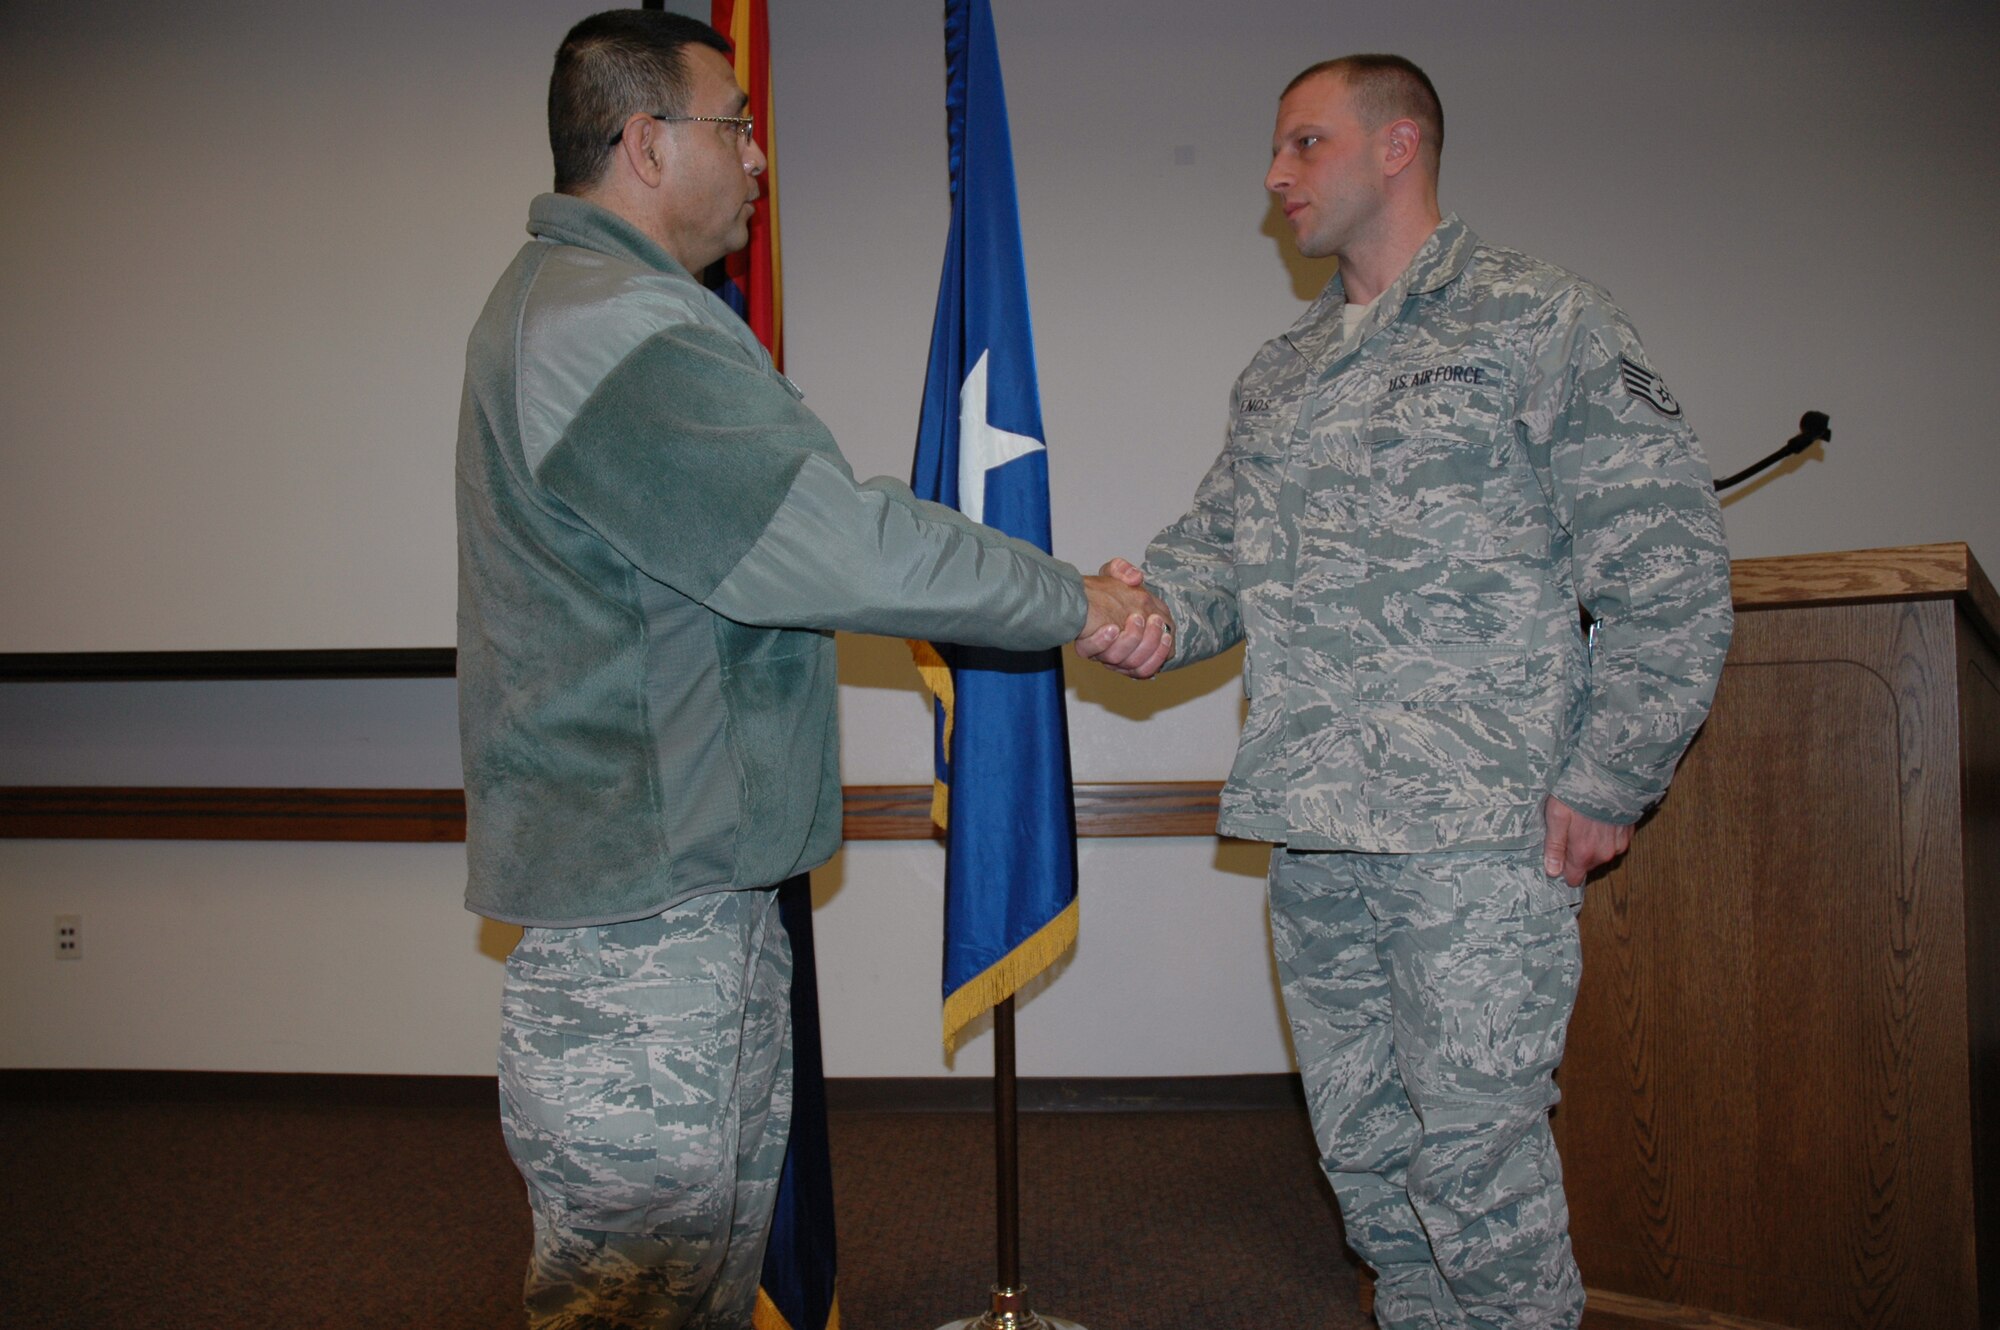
[911,0,1077,1049]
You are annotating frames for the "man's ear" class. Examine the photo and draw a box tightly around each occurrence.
[614,114,666,187]
[1382,118,1422,178]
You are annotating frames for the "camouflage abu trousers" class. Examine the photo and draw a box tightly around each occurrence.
[1269,847,1585,1330]
[500,884,794,1330]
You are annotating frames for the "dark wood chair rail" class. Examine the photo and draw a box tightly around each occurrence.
[0,648,459,682]
[5,543,1987,849]
[0,782,1225,843]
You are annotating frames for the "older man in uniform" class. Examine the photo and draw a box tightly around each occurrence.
[1085,55,1732,1329]
[456,12,1169,1328]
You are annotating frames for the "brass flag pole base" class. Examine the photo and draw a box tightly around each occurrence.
[936,1283,1086,1330]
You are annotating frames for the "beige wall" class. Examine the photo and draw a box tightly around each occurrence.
[4,0,1996,1075]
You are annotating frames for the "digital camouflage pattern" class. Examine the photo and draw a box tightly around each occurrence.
[500,888,793,1329]
[1145,214,1730,1328]
[1270,848,1584,1330]
[1145,215,1733,852]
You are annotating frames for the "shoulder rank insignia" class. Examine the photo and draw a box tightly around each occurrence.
[1619,356,1682,418]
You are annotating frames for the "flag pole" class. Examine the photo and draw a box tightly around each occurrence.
[994,996,1020,1294]
[936,996,1084,1330]
[916,2,1086,1325]
[679,4,839,1327]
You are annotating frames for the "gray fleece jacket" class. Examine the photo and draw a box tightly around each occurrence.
[456,194,1086,926]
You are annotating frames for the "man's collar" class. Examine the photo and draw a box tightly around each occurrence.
[1402,213,1477,296]
[526,192,690,278]
[1285,214,1478,370]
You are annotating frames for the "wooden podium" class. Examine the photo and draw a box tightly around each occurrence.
[1553,543,2000,1330]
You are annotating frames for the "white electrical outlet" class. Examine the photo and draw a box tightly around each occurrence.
[55,915,81,960]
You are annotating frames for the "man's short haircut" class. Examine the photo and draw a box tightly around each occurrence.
[1284,54,1443,171]
[548,10,733,195]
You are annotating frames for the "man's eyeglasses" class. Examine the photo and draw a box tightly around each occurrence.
[608,114,755,147]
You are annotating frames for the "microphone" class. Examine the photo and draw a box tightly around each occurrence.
[1714,411,1830,492]
[1786,411,1832,453]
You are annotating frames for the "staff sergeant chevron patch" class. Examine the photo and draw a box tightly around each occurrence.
[1619,356,1682,418]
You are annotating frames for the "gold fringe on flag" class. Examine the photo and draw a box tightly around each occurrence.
[753,1288,841,1330]
[907,639,955,829]
[940,897,1079,1053]
[725,0,782,363]
[909,638,1076,1049]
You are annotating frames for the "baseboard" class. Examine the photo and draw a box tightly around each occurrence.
[0,1069,495,1107]
[1579,1289,1802,1330]
[2,1069,1302,1115]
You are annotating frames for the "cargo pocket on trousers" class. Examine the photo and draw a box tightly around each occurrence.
[1408,854,1582,1087]
[499,958,723,1235]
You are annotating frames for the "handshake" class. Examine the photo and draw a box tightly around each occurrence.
[1075,557,1174,679]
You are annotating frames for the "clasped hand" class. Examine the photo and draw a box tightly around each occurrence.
[1075,558,1174,679]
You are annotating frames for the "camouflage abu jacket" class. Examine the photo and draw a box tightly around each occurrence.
[1145,215,1732,853]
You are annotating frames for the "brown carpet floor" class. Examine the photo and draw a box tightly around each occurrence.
[0,1080,1366,1329]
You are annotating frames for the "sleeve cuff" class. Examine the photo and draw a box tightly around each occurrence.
[1549,749,1655,826]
